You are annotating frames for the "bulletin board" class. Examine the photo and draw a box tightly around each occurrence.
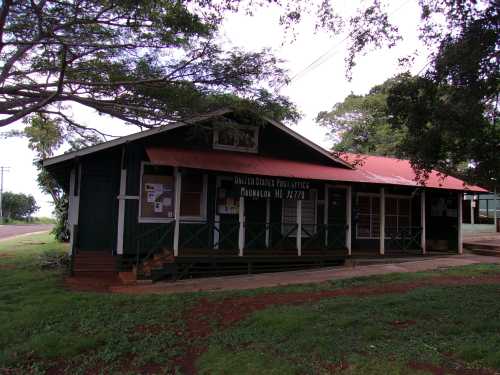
[140,174,175,219]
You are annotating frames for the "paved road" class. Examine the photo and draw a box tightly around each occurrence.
[0,224,53,240]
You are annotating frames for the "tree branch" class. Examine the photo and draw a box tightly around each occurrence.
[0,0,12,54]
[0,45,68,127]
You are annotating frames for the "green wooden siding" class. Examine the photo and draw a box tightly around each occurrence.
[77,150,120,252]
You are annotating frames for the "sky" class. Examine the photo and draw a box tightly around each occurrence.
[0,0,428,217]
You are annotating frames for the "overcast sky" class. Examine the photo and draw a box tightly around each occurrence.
[0,0,428,217]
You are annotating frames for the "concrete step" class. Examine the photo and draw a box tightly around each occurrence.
[467,248,500,257]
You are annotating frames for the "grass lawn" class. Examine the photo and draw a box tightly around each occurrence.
[1,234,499,374]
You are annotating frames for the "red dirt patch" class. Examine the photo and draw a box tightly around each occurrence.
[390,319,417,329]
[409,361,497,375]
[172,274,500,375]
[64,275,122,293]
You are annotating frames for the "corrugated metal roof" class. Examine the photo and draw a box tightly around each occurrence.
[146,147,487,192]
[339,153,487,192]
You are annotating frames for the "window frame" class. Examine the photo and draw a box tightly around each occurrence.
[180,173,208,222]
[213,125,259,153]
[138,162,176,223]
[281,189,318,237]
[355,193,412,240]
[384,196,412,237]
[356,193,380,240]
[138,162,209,223]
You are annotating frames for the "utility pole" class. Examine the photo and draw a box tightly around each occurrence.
[0,166,11,224]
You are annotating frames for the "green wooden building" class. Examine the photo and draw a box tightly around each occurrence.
[42,110,487,280]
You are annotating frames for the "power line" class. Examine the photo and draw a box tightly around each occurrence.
[282,0,414,88]
[0,166,11,224]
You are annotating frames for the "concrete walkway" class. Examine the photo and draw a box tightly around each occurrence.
[111,254,500,295]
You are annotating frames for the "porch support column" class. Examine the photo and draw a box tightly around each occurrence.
[470,196,475,225]
[238,196,245,256]
[265,198,271,248]
[297,200,302,256]
[173,168,182,257]
[458,191,463,254]
[68,165,80,255]
[346,186,352,255]
[379,187,385,255]
[494,185,498,232]
[116,168,127,255]
[420,190,426,255]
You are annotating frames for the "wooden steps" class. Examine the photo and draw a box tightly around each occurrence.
[73,251,117,277]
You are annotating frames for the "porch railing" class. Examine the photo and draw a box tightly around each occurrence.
[179,220,240,250]
[133,220,349,263]
[385,226,422,252]
[301,224,348,251]
[135,222,175,268]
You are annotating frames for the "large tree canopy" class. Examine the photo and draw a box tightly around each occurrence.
[317,0,499,187]
[0,0,304,134]
[316,77,405,156]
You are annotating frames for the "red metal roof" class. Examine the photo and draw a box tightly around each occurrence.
[146,147,487,192]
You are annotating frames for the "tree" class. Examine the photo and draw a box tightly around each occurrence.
[385,0,499,187]
[0,0,301,133]
[1,191,39,221]
[2,113,102,240]
[316,77,405,156]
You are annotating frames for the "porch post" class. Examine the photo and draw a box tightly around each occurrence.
[458,191,463,254]
[379,187,385,255]
[173,167,182,257]
[238,196,245,256]
[494,185,498,232]
[421,190,426,255]
[265,198,271,248]
[297,200,302,256]
[470,196,475,225]
[68,166,79,254]
[116,168,127,255]
[346,186,352,255]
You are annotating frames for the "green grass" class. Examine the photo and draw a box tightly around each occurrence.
[1,233,500,374]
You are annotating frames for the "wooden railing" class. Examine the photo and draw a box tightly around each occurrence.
[135,222,175,268]
[301,224,348,251]
[179,220,240,250]
[385,226,422,251]
[134,220,349,263]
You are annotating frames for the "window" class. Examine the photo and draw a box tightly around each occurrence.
[139,164,175,222]
[180,173,206,220]
[282,190,317,236]
[357,195,380,239]
[356,195,412,239]
[385,197,411,237]
[213,125,259,153]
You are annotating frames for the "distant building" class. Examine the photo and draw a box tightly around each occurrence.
[463,192,499,235]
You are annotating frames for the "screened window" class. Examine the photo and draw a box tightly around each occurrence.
[385,197,411,237]
[282,190,317,236]
[357,195,380,239]
[213,125,259,153]
[180,173,206,219]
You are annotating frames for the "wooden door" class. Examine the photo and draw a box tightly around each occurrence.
[327,187,347,249]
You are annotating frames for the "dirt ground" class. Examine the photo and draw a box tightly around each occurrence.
[171,274,500,375]
[60,258,500,375]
